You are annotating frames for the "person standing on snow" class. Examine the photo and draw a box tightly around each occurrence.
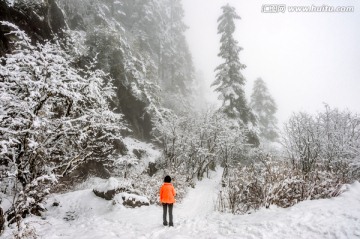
[160,175,176,226]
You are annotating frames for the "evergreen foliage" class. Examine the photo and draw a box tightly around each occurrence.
[250,78,278,142]
[57,0,195,137]
[212,4,253,125]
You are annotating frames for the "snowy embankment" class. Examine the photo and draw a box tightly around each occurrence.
[3,170,360,239]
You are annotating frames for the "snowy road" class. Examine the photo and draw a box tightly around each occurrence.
[3,169,360,239]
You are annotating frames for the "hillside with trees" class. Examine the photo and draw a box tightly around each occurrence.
[0,1,359,238]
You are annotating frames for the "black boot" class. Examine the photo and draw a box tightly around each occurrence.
[169,222,174,227]
[163,221,168,226]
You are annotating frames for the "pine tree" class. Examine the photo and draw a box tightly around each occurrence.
[212,4,253,125]
[250,78,278,141]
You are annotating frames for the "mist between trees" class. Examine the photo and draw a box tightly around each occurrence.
[0,0,359,238]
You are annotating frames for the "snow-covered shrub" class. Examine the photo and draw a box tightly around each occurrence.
[217,150,266,214]
[152,109,249,181]
[11,221,37,239]
[282,105,360,176]
[217,152,354,214]
[132,173,163,204]
[0,21,126,230]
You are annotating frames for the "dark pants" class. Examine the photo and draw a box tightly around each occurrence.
[162,203,173,224]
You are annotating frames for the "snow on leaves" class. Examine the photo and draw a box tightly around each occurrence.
[283,106,360,173]
[0,22,126,228]
[153,109,248,181]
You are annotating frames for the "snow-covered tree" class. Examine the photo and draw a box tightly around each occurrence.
[250,78,278,142]
[155,0,195,112]
[57,0,197,137]
[318,105,360,163]
[152,109,249,181]
[0,22,126,227]
[282,105,360,173]
[212,4,253,124]
[283,112,323,173]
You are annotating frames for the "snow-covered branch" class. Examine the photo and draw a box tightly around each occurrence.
[0,21,127,228]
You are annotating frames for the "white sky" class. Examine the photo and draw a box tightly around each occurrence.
[182,0,360,124]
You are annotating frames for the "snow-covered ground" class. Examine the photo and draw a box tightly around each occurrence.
[2,169,360,239]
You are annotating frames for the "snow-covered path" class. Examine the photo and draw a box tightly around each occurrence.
[4,169,360,239]
[177,168,223,219]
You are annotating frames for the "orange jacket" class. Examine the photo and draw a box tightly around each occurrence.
[160,183,176,204]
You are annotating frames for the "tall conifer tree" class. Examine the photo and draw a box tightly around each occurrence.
[250,78,278,141]
[212,4,253,125]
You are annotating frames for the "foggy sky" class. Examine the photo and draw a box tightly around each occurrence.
[182,0,360,124]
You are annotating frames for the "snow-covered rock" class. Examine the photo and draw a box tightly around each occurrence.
[93,177,131,200]
[92,177,150,207]
[114,193,150,208]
